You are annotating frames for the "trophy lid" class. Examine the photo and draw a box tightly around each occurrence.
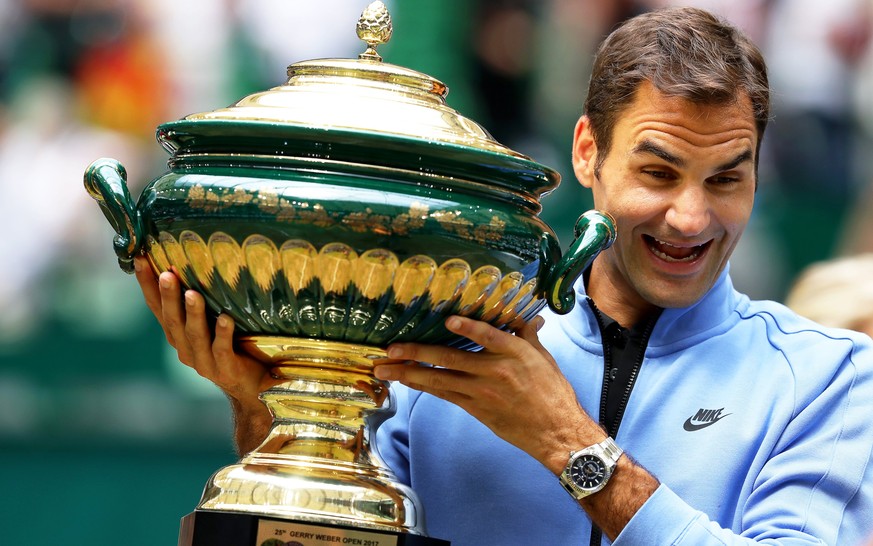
[158,1,559,197]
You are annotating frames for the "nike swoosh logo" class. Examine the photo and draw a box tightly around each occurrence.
[683,413,731,431]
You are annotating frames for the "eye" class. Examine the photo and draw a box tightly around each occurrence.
[710,175,739,184]
[707,172,746,186]
[642,169,675,180]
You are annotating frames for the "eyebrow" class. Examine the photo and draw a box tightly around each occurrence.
[714,150,754,173]
[631,139,754,173]
[631,139,686,168]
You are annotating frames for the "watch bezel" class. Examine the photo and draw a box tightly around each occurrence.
[559,437,623,499]
[568,452,611,491]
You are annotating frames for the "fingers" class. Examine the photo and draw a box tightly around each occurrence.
[133,256,163,321]
[384,316,524,371]
[374,360,471,405]
[212,314,236,367]
[158,270,190,358]
[184,290,219,378]
[515,315,547,353]
[131,256,270,407]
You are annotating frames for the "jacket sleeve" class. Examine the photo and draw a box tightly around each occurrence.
[374,382,414,486]
[616,340,873,546]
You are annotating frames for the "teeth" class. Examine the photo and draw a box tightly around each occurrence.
[650,238,702,262]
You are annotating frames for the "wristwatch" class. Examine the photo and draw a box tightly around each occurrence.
[559,437,623,500]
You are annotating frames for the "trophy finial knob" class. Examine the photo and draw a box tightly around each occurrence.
[356,1,393,61]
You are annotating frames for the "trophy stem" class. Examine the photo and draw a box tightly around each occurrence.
[194,337,426,535]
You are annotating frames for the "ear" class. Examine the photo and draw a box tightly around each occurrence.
[572,115,598,189]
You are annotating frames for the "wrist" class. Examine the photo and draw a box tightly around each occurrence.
[542,412,608,475]
[559,436,623,500]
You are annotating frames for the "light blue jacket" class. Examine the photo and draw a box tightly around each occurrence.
[376,268,873,545]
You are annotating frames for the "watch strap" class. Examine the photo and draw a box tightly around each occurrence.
[598,436,623,463]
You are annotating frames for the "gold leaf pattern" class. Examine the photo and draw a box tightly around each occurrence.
[393,256,437,307]
[183,186,507,246]
[344,208,392,235]
[317,243,357,294]
[181,230,215,290]
[280,240,317,293]
[354,249,399,300]
[298,204,335,228]
[209,232,244,290]
[243,235,280,292]
[148,231,538,341]
[474,215,507,244]
[432,210,473,239]
[391,202,429,236]
[254,188,280,214]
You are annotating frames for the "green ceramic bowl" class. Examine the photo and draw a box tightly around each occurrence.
[84,53,615,350]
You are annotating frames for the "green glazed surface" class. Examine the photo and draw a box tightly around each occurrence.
[85,120,614,349]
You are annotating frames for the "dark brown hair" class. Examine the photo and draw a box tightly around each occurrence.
[584,7,770,176]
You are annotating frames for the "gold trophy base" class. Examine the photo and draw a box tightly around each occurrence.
[178,337,448,545]
[179,510,450,546]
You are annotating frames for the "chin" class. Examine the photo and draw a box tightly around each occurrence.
[642,282,710,310]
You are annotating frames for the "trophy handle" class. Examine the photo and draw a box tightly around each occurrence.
[544,210,616,315]
[84,158,144,273]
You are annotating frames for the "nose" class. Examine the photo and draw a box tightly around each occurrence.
[665,185,709,237]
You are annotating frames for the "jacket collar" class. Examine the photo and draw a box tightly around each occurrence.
[565,265,745,355]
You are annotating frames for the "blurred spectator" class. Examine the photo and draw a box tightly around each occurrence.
[638,0,771,43]
[834,0,873,256]
[0,0,377,344]
[764,0,870,200]
[0,0,155,341]
[761,0,872,282]
[784,253,873,336]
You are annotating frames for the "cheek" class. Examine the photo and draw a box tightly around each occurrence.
[713,193,754,235]
[605,187,664,227]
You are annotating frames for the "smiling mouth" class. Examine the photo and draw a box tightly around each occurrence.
[645,236,711,263]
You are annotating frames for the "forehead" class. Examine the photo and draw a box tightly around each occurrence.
[614,81,758,155]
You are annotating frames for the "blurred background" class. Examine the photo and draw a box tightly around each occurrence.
[1,0,871,544]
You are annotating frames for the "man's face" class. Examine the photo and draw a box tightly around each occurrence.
[573,82,758,320]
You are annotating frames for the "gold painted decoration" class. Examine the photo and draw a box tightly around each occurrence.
[183,182,508,246]
[146,230,547,343]
[353,249,400,300]
[457,265,502,315]
[243,235,281,293]
[316,243,357,295]
[480,271,524,322]
[146,233,171,273]
[209,232,245,291]
[158,231,191,286]
[180,230,215,290]
[427,259,472,312]
[280,240,318,294]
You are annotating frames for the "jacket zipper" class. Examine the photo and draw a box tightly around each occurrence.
[606,313,657,437]
[586,298,659,545]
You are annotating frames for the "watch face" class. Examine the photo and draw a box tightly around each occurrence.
[570,454,607,490]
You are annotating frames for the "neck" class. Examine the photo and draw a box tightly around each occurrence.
[586,260,660,328]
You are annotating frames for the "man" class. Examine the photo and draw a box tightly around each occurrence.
[136,7,873,545]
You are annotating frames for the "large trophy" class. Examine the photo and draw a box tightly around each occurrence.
[84,3,615,545]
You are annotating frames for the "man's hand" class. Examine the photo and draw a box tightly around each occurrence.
[373,315,659,540]
[132,255,276,453]
[373,315,601,474]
